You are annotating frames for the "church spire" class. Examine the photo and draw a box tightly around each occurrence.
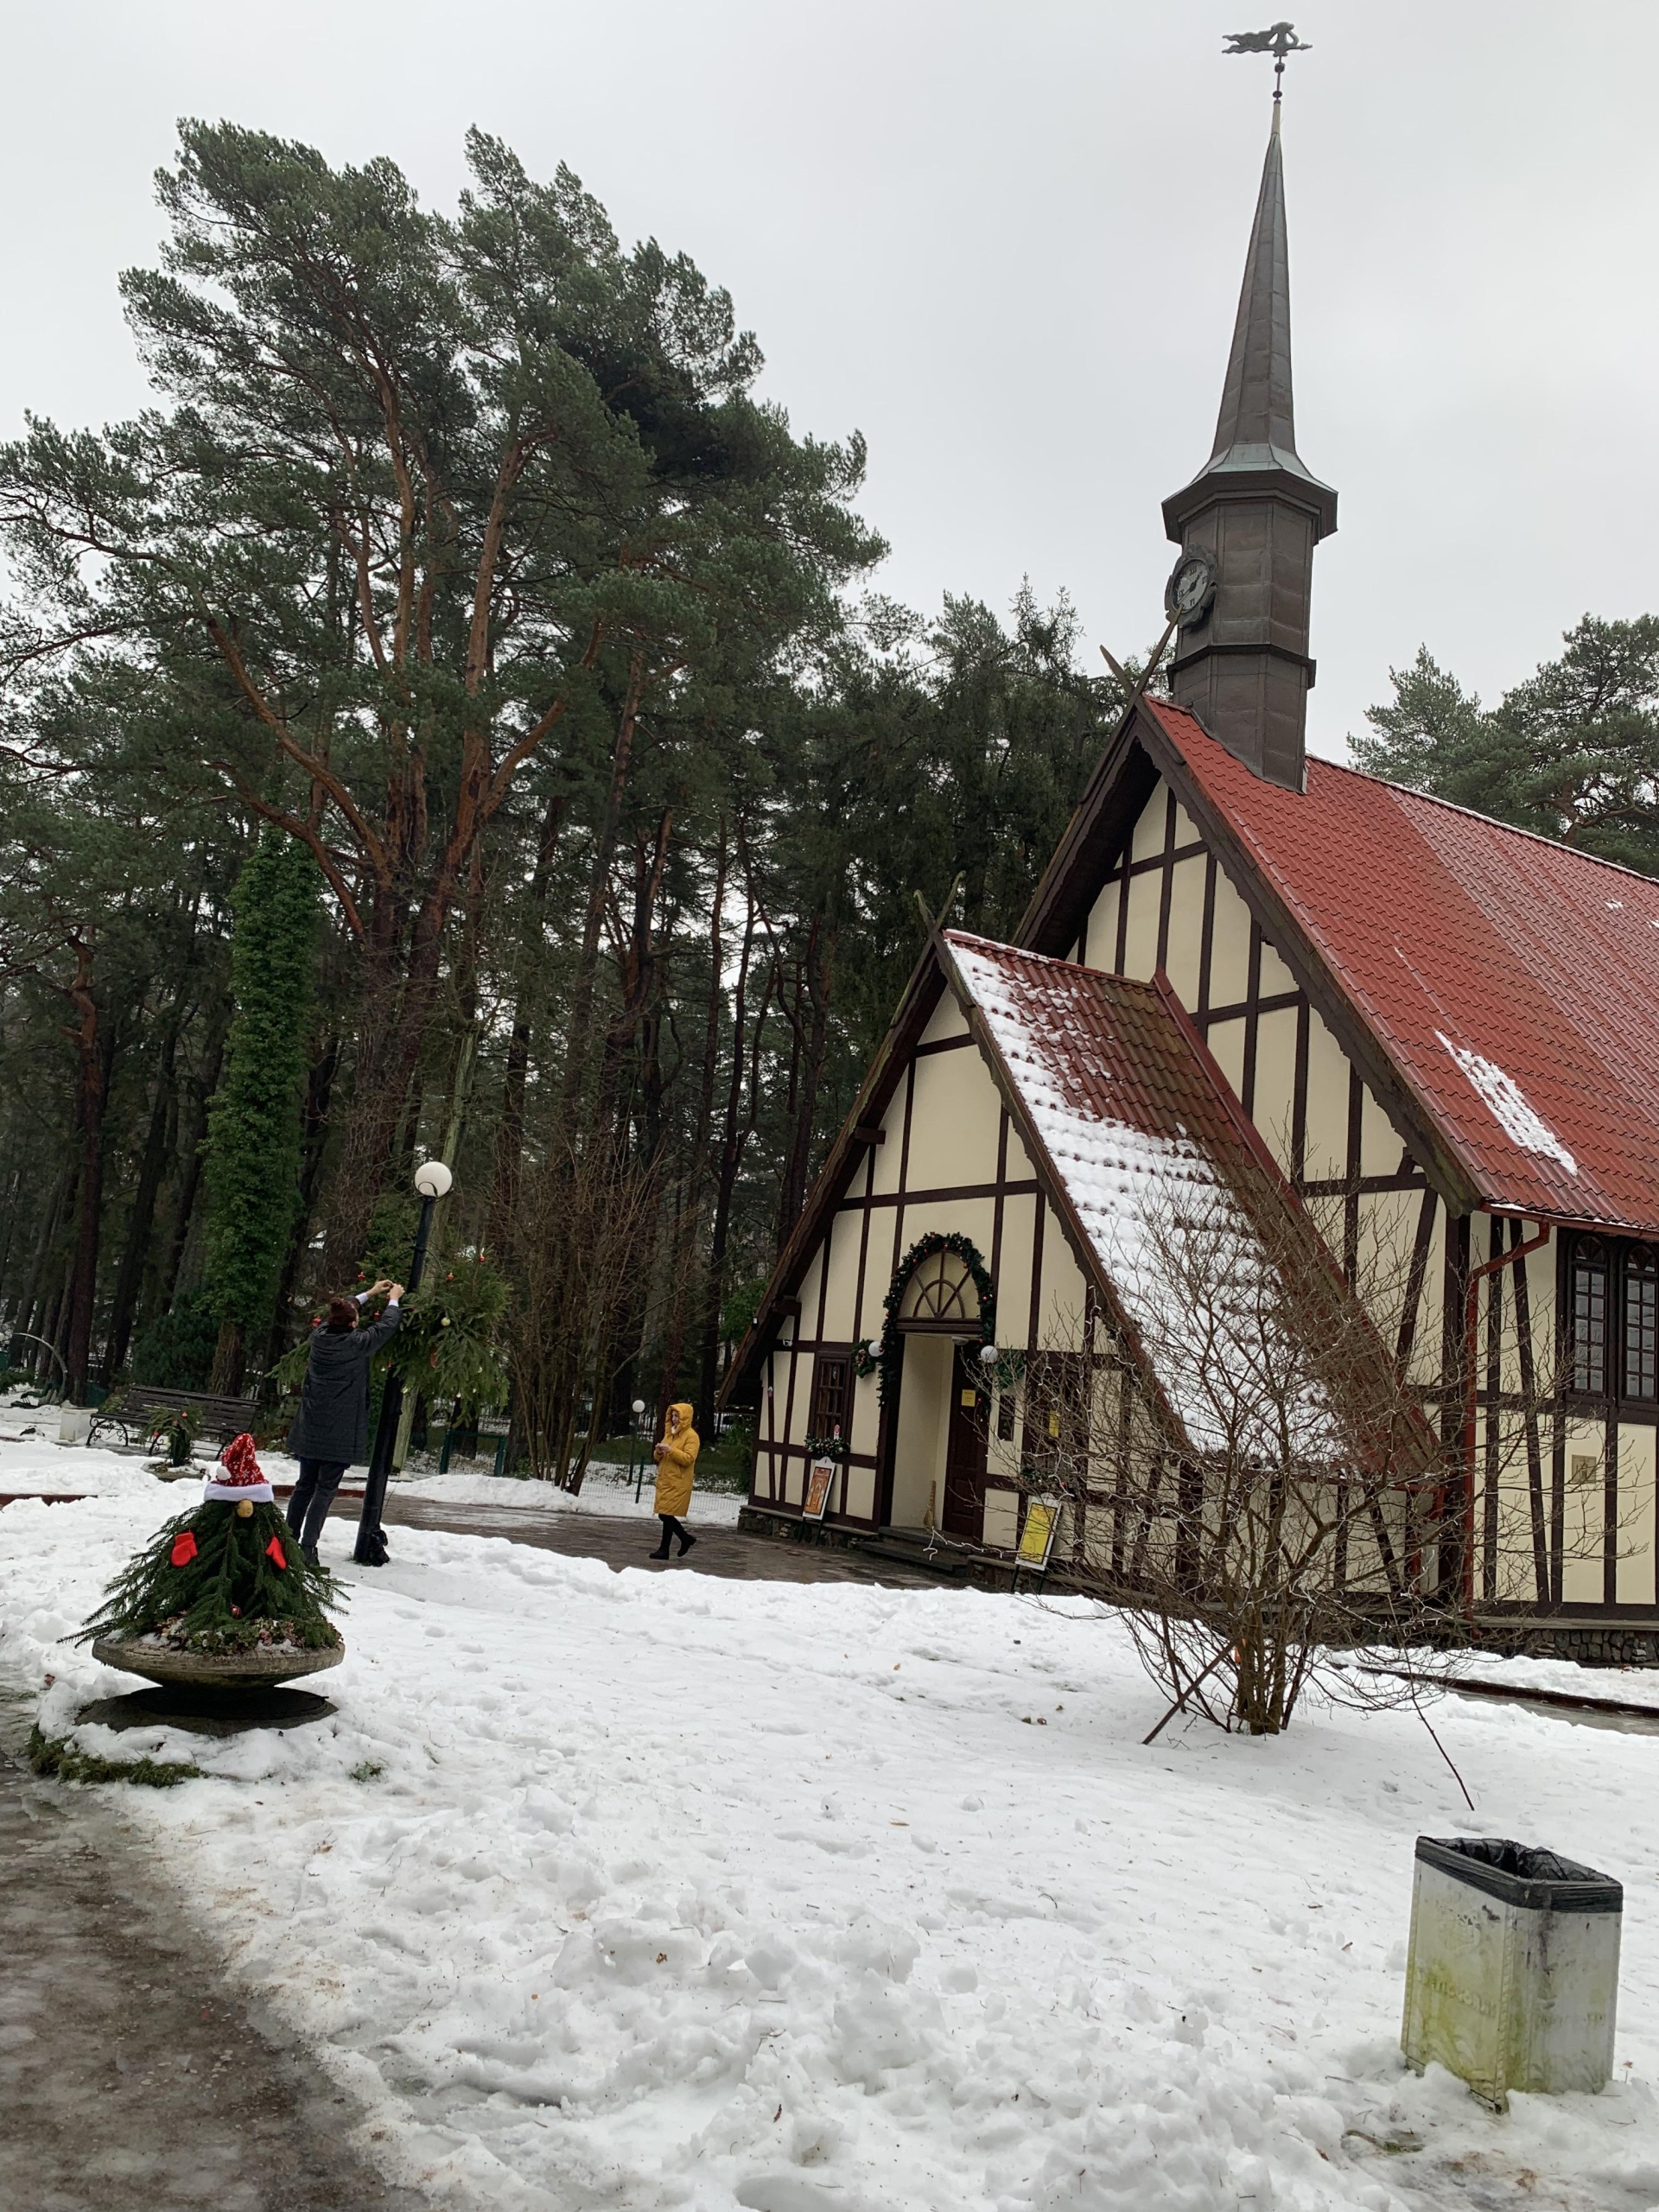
[1160,99,1336,791]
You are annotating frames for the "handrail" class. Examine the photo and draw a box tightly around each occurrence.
[5,1333,68,1386]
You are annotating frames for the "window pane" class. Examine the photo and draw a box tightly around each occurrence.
[1626,1246,1657,1400]
[813,1358,849,1437]
[1572,1240,1607,1395]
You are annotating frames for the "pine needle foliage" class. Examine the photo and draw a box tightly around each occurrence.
[388,1255,511,1408]
[80,1499,344,1656]
[202,831,319,1351]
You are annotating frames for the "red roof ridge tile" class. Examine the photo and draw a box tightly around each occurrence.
[1150,698,1659,891]
[940,925,1159,987]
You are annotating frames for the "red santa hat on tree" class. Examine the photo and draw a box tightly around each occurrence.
[204,1432,275,1505]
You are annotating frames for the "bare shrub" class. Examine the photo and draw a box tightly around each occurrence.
[1001,1179,1616,1737]
[505,1137,658,1487]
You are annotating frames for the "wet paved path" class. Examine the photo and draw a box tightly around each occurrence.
[374,1495,941,1587]
[0,1700,422,2212]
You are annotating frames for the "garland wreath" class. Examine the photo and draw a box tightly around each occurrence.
[859,1230,997,1408]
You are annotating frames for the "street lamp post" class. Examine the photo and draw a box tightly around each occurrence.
[629,1398,648,1502]
[353,1158,453,1566]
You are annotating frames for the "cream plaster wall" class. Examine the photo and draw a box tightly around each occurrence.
[1207,1018,1246,1102]
[868,1083,907,1198]
[1560,1417,1607,1605]
[1617,1423,1656,1607]
[1130,795,1166,865]
[1037,1243,1089,1351]
[982,1487,1020,1549]
[1121,868,1161,982]
[842,1465,878,1522]
[1300,1017,1350,1184]
[995,1192,1038,1351]
[1252,1006,1298,1159]
[918,995,968,1047]
[816,1210,862,1344]
[905,1040,1002,1193]
[1081,880,1118,970]
[849,1370,881,1463]
[1161,855,1207,1007]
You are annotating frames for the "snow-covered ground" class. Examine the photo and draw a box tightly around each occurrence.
[0,1427,175,1497]
[2,1490,1657,2212]
[391,1464,746,1527]
[0,1425,744,1525]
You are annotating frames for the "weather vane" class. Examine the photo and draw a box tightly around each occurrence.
[1224,22,1312,105]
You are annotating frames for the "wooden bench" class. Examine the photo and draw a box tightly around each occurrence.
[90,1387,261,1452]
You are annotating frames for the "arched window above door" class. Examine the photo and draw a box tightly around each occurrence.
[899,1245,983,1326]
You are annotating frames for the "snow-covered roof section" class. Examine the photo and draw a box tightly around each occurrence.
[943,931,1362,1460]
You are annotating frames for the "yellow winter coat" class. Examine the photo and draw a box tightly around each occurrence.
[652,1403,700,1516]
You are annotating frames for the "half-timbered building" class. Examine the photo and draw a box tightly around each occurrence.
[722,109,1659,1658]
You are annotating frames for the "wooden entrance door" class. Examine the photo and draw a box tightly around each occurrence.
[942,1361,988,1539]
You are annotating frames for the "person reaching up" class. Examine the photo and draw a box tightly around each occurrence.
[285,1280,404,1564]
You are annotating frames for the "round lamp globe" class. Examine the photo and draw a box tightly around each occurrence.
[414,1159,454,1199]
[977,1341,999,1366]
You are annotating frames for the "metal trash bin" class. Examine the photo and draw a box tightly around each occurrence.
[1402,1836,1622,2107]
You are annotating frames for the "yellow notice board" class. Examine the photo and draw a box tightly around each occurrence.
[1018,1499,1059,1567]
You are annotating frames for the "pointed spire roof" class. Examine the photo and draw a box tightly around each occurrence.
[1163,111,1337,541]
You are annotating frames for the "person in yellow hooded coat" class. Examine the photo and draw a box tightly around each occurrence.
[648,1402,700,1560]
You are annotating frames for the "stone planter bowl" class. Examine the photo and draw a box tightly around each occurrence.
[92,1632,344,1694]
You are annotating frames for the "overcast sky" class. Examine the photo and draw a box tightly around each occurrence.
[5,1,1656,760]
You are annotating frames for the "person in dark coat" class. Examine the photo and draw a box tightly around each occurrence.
[285,1281,404,1563]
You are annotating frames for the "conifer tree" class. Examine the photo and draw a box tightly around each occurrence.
[203,831,318,1389]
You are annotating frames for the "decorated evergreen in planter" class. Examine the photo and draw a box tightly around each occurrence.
[79,1434,343,1659]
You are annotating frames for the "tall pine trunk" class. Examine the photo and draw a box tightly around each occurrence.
[103,1023,179,1382]
[63,940,111,1404]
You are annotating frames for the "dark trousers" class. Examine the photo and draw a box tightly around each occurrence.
[287,1459,349,1549]
[658,1515,689,1549]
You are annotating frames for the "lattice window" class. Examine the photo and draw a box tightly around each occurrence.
[1626,1245,1658,1401]
[811,1356,850,1440]
[898,1248,982,1325]
[1571,1236,1607,1395]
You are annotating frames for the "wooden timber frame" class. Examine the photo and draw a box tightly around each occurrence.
[722,700,1659,1637]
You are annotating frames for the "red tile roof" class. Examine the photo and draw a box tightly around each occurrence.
[942,931,1256,1166]
[941,931,1344,1452]
[1147,699,1659,1235]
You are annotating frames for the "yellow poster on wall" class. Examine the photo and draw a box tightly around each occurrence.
[1018,1498,1058,1566]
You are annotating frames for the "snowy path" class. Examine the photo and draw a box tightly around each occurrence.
[2,1487,1657,2212]
[0,1693,422,2211]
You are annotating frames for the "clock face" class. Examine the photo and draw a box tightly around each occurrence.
[1166,552,1217,626]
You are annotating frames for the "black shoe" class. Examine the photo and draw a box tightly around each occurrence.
[677,1532,696,1558]
[302,1544,320,1568]
[647,1545,671,1560]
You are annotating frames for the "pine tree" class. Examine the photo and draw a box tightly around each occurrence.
[203,832,318,1389]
